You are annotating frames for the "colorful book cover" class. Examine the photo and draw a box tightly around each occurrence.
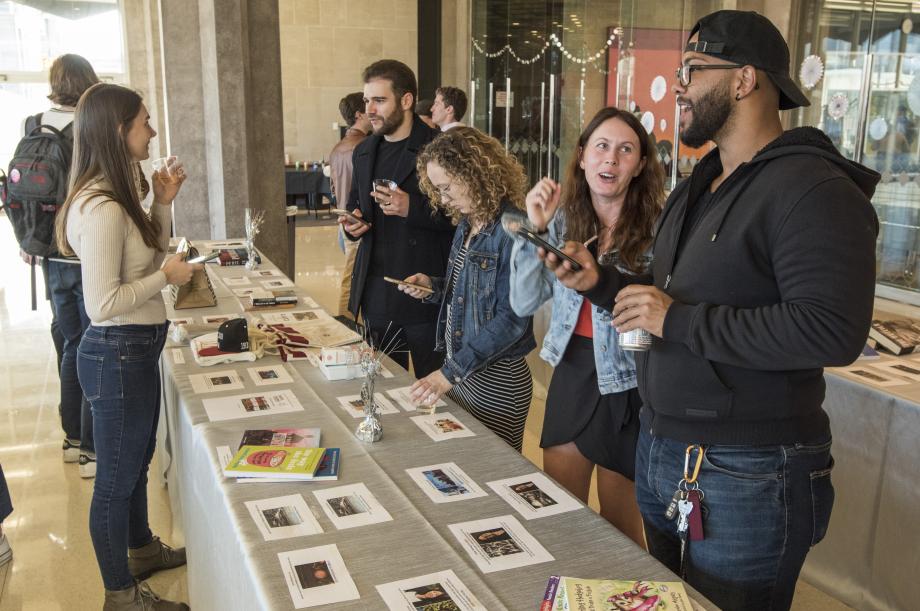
[540,575,560,611]
[555,578,692,611]
[224,446,325,480]
[238,428,321,450]
[312,448,340,481]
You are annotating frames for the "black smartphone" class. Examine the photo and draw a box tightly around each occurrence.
[331,209,370,227]
[517,228,583,271]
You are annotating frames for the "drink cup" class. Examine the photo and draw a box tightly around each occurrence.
[152,156,181,184]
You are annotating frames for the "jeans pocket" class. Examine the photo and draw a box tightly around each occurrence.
[703,446,784,481]
[809,457,835,546]
[119,337,154,361]
[77,351,104,401]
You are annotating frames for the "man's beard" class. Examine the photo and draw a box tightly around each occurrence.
[680,79,734,148]
[373,107,405,136]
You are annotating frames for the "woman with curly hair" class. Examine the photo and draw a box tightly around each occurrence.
[398,127,536,451]
[509,107,664,545]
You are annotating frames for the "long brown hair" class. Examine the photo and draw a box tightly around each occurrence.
[56,83,161,256]
[417,127,527,227]
[559,107,664,272]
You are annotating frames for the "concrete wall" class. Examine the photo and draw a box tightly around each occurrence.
[278,0,418,165]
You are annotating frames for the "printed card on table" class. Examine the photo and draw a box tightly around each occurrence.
[253,268,283,278]
[202,388,303,422]
[301,296,321,309]
[261,310,325,324]
[171,348,185,365]
[405,462,488,504]
[410,412,476,442]
[277,544,359,608]
[837,365,910,387]
[169,317,194,326]
[336,394,399,418]
[232,287,260,298]
[867,360,920,382]
[486,472,582,520]
[387,386,447,412]
[448,515,554,574]
[247,364,294,386]
[375,569,487,611]
[261,278,295,289]
[245,494,323,541]
[203,313,242,325]
[222,276,251,286]
[313,482,393,530]
[188,369,245,394]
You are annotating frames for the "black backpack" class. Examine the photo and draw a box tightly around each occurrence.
[2,113,74,258]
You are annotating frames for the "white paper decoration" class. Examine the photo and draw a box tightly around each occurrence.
[650,76,667,102]
[868,117,888,141]
[640,111,655,134]
[629,100,637,112]
[799,55,824,90]
[908,77,920,116]
[660,118,667,132]
[828,93,849,120]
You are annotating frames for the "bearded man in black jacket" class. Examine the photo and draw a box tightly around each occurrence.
[540,11,879,611]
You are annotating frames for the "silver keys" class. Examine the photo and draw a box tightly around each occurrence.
[676,499,693,536]
[665,489,688,521]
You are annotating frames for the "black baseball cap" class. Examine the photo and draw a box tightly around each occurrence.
[687,10,810,110]
[218,318,250,353]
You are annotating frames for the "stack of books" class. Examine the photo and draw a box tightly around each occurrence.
[223,427,340,482]
[247,288,299,308]
[868,318,920,355]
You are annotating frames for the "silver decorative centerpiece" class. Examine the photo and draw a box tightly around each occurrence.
[244,208,265,271]
[354,351,384,443]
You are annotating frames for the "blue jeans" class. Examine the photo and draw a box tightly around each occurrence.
[78,323,169,590]
[635,410,834,611]
[47,260,93,452]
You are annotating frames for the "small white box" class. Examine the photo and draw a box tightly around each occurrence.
[319,361,361,381]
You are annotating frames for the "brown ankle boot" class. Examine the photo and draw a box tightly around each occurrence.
[103,582,189,610]
[128,536,187,580]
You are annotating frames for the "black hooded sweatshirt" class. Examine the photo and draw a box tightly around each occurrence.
[583,127,880,445]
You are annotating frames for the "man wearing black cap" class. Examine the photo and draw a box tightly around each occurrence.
[541,11,879,610]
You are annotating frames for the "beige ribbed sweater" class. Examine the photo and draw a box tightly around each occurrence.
[65,178,172,325]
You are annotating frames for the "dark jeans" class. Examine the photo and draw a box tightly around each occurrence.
[0,464,11,523]
[47,260,93,451]
[363,317,443,379]
[635,410,834,611]
[78,323,169,590]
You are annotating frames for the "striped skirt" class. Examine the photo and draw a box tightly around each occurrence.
[447,357,533,452]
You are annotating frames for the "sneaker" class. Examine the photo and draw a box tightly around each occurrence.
[79,452,97,479]
[0,534,11,567]
[63,438,81,463]
[128,536,187,581]
[103,581,189,611]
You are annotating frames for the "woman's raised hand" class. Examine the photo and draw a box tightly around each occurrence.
[524,177,561,233]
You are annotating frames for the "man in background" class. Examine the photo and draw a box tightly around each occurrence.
[431,86,467,131]
[329,92,370,319]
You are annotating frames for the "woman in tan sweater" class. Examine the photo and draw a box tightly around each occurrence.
[56,83,199,611]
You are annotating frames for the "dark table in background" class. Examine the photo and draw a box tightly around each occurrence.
[284,168,331,216]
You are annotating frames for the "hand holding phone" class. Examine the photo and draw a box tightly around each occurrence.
[385,275,434,299]
[517,227,583,271]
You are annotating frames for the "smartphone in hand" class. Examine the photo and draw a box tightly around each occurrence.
[516,227,583,271]
[332,209,370,227]
[384,276,434,294]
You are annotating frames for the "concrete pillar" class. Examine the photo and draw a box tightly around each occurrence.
[152,0,287,272]
[441,0,471,93]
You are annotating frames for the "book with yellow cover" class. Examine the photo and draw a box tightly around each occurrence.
[543,576,693,611]
[223,445,325,480]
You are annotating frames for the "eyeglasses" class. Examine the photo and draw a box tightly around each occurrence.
[675,64,745,87]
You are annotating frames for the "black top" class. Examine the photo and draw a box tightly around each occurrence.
[582,127,880,445]
[368,138,408,277]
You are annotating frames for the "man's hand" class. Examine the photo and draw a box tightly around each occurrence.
[540,241,600,292]
[612,285,674,338]
[338,209,371,238]
[372,184,410,218]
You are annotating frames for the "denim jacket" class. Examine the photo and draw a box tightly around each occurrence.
[426,203,536,384]
[509,212,637,394]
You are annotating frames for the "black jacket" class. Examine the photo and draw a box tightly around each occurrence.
[345,116,455,320]
[584,127,880,445]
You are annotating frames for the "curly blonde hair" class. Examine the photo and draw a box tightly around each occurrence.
[417,127,527,227]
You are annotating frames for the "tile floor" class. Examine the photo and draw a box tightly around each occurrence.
[0,219,851,610]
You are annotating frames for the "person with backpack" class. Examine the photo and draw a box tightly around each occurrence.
[5,54,99,477]
[57,83,197,610]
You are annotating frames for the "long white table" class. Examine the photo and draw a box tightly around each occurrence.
[155,243,713,610]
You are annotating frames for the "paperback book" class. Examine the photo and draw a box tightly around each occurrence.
[542,576,692,611]
[223,446,325,480]
[868,318,920,355]
[238,428,321,449]
[218,248,259,266]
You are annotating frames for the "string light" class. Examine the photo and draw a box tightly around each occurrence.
[471,29,620,71]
